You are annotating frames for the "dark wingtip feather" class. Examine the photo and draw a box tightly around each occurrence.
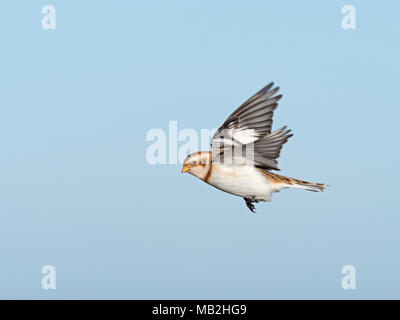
[257,82,279,96]
[263,82,274,91]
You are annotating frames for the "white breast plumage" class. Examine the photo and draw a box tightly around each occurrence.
[207,164,284,202]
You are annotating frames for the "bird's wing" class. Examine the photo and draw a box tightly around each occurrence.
[212,82,281,144]
[251,126,293,170]
[211,83,292,170]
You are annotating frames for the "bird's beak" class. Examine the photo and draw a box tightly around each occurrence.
[181,165,190,173]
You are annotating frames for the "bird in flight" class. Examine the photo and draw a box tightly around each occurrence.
[181,83,326,213]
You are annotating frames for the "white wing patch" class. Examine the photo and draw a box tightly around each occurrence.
[211,83,292,170]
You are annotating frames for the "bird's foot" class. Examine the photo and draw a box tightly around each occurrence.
[244,197,257,213]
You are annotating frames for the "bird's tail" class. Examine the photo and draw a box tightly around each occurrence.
[260,170,326,192]
[287,177,326,192]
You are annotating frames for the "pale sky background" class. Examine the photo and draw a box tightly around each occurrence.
[0,0,399,299]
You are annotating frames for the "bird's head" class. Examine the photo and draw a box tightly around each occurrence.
[181,151,211,179]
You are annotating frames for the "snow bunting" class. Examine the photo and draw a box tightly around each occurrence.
[181,82,326,212]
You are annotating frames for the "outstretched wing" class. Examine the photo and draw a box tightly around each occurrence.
[212,82,281,145]
[251,126,293,170]
[211,82,293,170]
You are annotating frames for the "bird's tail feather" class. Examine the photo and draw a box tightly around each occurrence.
[260,170,326,192]
[288,177,326,192]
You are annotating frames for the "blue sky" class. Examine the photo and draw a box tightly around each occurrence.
[0,0,399,299]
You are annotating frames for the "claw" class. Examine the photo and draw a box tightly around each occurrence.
[244,198,256,213]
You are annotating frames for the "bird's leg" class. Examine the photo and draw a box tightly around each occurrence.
[244,198,256,213]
